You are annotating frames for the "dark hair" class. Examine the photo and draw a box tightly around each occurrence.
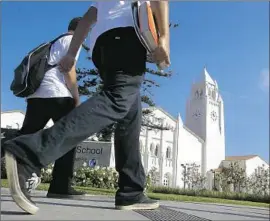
[68,17,82,31]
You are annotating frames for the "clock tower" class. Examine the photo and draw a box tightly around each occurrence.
[185,67,225,174]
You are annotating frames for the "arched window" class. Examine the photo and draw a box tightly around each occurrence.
[155,144,159,157]
[212,90,216,100]
[163,173,171,186]
[150,143,155,155]
[166,147,172,159]
[208,89,212,96]
[163,177,168,186]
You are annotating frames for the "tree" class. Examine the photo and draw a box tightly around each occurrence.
[215,162,246,192]
[181,163,206,190]
[246,165,270,196]
[77,23,179,141]
[147,167,160,187]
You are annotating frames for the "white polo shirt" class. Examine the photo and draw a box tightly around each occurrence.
[89,1,137,53]
[27,35,81,99]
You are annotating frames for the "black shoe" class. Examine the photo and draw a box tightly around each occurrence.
[115,194,159,210]
[1,128,20,157]
[5,151,39,215]
[47,187,86,199]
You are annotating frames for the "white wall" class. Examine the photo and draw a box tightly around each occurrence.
[246,156,269,177]
[138,108,176,186]
[1,112,25,129]
[221,160,246,170]
[1,111,54,130]
[175,123,203,188]
[220,157,269,177]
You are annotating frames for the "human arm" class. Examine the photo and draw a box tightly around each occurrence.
[150,1,170,67]
[64,64,80,107]
[58,5,98,73]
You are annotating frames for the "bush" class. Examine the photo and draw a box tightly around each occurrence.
[41,163,119,189]
[1,157,7,179]
[40,164,54,183]
[150,186,270,204]
[35,162,270,204]
[73,165,119,189]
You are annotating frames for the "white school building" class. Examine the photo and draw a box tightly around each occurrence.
[1,67,268,189]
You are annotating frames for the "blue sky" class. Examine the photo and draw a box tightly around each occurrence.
[1,2,269,162]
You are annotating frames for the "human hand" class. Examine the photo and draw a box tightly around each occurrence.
[74,99,81,107]
[58,53,76,73]
[152,36,171,69]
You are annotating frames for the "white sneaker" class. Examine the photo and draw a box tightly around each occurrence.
[25,173,41,193]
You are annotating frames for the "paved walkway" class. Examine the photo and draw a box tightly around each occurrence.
[1,188,269,220]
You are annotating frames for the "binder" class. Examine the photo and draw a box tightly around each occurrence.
[132,1,167,70]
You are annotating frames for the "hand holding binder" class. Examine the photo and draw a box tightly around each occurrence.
[152,36,170,70]
[132,1,171,70]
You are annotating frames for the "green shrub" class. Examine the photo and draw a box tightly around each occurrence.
[40,164,54,183]
[41,163,119,189]
[39,163,270,204]
[73,165,119,189]
[150,186,270,203]
[1,157,7,179]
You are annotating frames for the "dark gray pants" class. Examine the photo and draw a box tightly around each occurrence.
[20,97,76,193]
[5,27,147,203]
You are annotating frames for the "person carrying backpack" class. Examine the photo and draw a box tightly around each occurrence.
[8,17,85,199]
[3,1,170,214]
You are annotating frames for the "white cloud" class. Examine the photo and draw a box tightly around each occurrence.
[259,69,269,92]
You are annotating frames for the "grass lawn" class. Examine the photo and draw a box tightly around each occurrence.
[1,179,269,208]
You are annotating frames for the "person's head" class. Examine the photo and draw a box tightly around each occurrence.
[68,17,82,32]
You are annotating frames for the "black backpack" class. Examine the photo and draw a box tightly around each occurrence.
[10,33,72,98]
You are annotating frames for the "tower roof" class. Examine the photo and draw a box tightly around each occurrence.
[202,66,215,85]
[177,113,183,125]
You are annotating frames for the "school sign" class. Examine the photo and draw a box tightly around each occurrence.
[74,141,114,169]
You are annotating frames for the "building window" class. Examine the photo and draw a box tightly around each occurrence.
[208,89,211,96]
[150,143,155,155]
[155,144,159,157]
[166,147,172,159]
[212,90,216,100]
[163,173,171,187]
[163,178,168,186]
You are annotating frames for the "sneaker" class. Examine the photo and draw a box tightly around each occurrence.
[5,151,39,215]
[46,187,86,199]
[25,173,41,193]
[115,194,159,210]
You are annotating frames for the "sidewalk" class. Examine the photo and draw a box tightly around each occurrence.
[1,188,269,220]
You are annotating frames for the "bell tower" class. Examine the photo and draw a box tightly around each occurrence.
[185,67,225,174]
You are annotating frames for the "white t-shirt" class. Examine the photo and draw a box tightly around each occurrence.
[27,35,81,99]
[89,1,136,53]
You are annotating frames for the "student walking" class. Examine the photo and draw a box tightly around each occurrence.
[11,17,85,198]
[4,1,170,214]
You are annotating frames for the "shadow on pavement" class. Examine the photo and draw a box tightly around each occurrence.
[30,195,114,203]
[1,211,29,216]
[1,199,115,211]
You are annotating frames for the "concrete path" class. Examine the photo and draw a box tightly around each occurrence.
[1,188,269,220]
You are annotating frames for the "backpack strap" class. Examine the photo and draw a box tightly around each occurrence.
[50,33,73,45]
[47,33,73,69]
